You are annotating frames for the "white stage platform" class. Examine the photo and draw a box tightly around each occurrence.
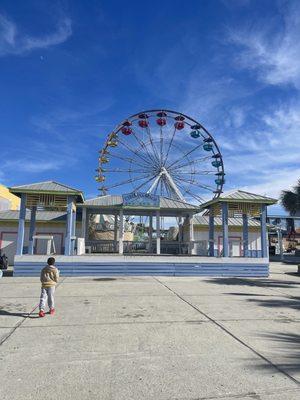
[14,254,269,277]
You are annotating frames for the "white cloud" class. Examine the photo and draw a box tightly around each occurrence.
[0,14,72,56]
[220,100,300,202]
[237,169,300,200]
[227,1,300,88]
[3,159,63,173]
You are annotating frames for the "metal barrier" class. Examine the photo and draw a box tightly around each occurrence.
[85,240,191,255]
[85,240,116,253]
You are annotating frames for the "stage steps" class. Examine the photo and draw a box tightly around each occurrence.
[13,259,269,277]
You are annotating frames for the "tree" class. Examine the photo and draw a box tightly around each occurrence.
[280,179,300,216]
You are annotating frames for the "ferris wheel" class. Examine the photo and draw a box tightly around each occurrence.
[95,109,225,204]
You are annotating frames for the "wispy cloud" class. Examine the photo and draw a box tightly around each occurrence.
[0,14,72,56]
[3,159,63,173]
[227,1,300,88]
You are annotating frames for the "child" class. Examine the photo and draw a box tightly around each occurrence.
[39,257,59,317]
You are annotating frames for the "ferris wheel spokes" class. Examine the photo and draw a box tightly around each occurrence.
[130,129,160,168]
[131,174,158,193]
[162,125,177,167]
[96,109,225,202]
[104,173,155,191]
[173,170,216,176]
[116,136,154,168]
[108,152,153,170]
[167,176,205,202]
[144,123,161,164]
[166,142,206,170]
[169,155,213,172]
[173,175,216,192]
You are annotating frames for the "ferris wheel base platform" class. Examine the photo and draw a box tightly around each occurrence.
[13,255,269,277]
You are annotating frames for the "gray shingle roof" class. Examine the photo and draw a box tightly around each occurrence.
[193,214,260,227]
[200,189,277,209]
[83,195,199,210]
[83,195,123,207]
[220,190,276,202]
[10,181,83,194]
[159,197,198,209]
[0,210,68,222]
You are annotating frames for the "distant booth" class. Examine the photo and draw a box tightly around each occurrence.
[6,181,277,277]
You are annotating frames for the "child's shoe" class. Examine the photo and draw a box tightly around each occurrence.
[39,310,45,318]
[49,308,55,315]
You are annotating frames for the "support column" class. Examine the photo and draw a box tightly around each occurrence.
[156,210,160,255]
[178,216,183,254]
[71,208,77,255]
[114,214,118,252]
[16,194,27,255]
[28,206,37,255]
[242,213,249,257]
[64,196,74,256]
[81,207,87,239]
[221,202,229,257]
[260,204,268,258]
[188,213,195,255]
[119,209,124,254]
[209,206,215,257]
[149,215,153,254]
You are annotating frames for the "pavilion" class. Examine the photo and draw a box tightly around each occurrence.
[4,181,277,277]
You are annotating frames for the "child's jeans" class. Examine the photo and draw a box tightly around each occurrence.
[39,287,55,310]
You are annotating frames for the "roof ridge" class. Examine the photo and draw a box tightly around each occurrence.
[10,180,54,188]
[220,188,276,200]
[234,189,272,198]
[48,180,83,193]
[10,180,83,193]
[159,195,198,208]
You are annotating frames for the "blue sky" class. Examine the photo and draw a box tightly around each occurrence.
[0,0,299,214]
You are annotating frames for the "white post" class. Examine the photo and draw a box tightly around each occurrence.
[46,239,52,255]
[64,196,74,256]
[156,210,160,255]
[178,216,183,254]
[188,213,195,255]
[119,209,124,254]
[16,194,26,255]
[260,204,268,258]
[81,207,87,239]
[149,215,153,253]
[28,206,37,255]
[114,214,118,252]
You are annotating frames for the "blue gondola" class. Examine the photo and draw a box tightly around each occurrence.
[190,130,201,138]
[203,143,213,151]
[212,160,222,168]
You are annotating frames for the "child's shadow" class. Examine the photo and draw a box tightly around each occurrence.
[0,309,40,319]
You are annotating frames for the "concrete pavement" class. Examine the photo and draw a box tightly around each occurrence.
[0,263,300,399]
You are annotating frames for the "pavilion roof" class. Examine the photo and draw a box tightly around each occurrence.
[200,190,277,209]
[82,194,199,212]
[0,210,71,222]
[9,181,84,203]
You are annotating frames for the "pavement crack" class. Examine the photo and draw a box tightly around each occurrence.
[153,277,300,387]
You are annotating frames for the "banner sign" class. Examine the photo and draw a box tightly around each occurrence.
[123,192,160,207]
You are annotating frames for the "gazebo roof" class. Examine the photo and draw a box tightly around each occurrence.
[9,181,84,203]
[201,190,277,209]
[81,194,199,215]
[0,209,70,222]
